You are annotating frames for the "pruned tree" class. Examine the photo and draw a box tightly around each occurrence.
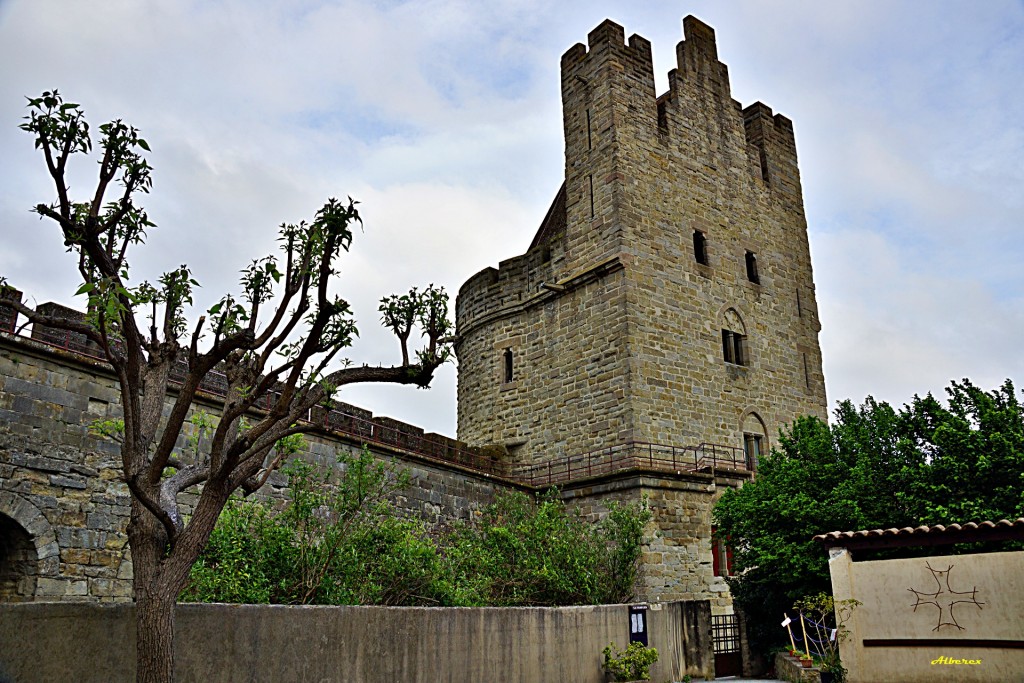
[12,91,453,683]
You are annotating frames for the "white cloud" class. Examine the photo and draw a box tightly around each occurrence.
[1,0,1022,438]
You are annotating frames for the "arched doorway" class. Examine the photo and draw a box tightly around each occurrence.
[0,492,59,601]
[0,513,38,600]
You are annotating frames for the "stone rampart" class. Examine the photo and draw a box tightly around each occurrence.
[0,329,508,602]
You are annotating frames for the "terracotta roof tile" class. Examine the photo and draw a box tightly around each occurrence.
[813,518,1024,549]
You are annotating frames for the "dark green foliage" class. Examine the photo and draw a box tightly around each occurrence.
[183,500,294,604]
[714,379,1024,654]
[440,490,651,606]
[183,447,447,606]
[184,453,652,607]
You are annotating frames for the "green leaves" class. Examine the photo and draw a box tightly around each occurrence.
[380,285,453,367]
[440,489,651,606]
[602,642,659,682]
[713,378,1024,656]
[185,457,651,608]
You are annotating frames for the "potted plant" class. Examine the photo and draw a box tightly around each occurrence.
[601,641,659,682]
[792,593,861,683]
[819,658,847,683]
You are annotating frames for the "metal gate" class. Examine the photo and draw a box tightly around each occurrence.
[711,613,742,677]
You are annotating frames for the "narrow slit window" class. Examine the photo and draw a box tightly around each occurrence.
[586,109,592,150]
[796,287,803,317]
[503,348,513,383]
[588,175,595,218]
[802,352,810,388]
[693,230,709,265]
[745,250,760,284]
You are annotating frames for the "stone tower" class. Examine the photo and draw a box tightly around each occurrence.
[456,16,827,468]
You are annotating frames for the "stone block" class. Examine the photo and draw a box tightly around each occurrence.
[50,474,88,490]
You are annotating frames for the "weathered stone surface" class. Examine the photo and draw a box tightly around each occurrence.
[455,18,827,612]
[0,334,499,602]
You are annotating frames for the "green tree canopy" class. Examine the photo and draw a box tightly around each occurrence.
[713,379,1024,653]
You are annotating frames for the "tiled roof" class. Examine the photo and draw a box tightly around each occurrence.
[813,518,1024,550]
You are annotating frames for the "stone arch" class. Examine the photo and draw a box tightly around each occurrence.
[717,305,747,335]
[740,411,768,471]
[0,492,60,600]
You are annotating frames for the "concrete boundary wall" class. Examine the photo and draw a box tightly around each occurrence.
[828,549,1024,683]
[0,600,714,683]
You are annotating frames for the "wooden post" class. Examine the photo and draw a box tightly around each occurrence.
[783,613,797,653]
[800,611,810,658]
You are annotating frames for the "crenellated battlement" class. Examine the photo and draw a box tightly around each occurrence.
[455,237,562,341]
[674,15,730,94]
[558,15,801,200]
[559,19,654,75]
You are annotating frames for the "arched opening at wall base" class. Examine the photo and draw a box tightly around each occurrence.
[0,513,39,601]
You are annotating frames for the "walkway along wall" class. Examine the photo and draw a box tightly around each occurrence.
[0,600,715,682]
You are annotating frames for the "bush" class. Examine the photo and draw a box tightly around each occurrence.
[602,641,659,681]
[184,451,652,607]
[439,490,651,606]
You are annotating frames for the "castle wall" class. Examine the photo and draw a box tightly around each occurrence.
[456,258,632,465]
[609,17,828,448]
[564,472,745,611]
[0,334,503,602]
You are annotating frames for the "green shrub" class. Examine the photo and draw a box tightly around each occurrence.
[184,451,651,607]
[602,641,659,681]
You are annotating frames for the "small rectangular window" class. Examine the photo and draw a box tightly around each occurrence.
[722,330,746,366]
[745,250,760,284]
[693,230,708,265]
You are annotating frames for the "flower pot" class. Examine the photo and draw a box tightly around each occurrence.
[800,658,813,668]
[820,672,836,683]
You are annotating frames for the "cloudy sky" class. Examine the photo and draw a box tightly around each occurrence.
[1,0,1022,438]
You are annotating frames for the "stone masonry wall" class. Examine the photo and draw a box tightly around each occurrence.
[563,472,746,612]
[456,16,826,465]
[456,263,632,465]
[0,333,504,602]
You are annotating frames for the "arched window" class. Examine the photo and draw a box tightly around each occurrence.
[720,308,748,367]
[742,412,767,471]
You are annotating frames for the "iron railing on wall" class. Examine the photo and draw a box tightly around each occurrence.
[511,441,749,487]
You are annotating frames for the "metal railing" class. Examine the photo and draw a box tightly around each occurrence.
[510,441,750,487]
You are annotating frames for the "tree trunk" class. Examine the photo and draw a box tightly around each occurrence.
[129,498,184,683]
[136,587,176,683]
[129,486,226,683]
